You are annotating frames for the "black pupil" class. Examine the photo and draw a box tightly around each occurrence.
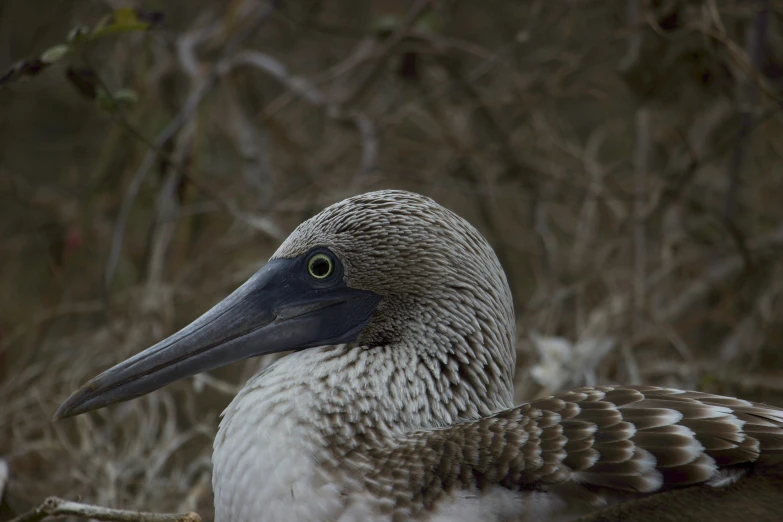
[311,257,330,277]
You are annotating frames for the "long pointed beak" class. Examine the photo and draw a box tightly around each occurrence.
[54,257,381,419]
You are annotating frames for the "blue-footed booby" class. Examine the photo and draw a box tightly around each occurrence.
[56,190,783,521]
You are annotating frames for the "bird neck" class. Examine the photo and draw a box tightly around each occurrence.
[212,337,516,519]
[221,339,515,446]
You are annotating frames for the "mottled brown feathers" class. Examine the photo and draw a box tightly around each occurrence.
[353,385,783,518]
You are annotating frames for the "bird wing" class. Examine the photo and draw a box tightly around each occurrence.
[361,385,783,517]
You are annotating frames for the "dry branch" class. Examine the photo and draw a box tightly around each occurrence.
[229,49,379,177]
[8,497,200,522]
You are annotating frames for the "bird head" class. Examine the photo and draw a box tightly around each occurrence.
[55,190,515,419]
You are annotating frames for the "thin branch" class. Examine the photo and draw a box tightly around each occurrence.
[231,50,325,104]
[229,50,379,177]
[623,0,647,385]
[331,0,434,107]
[656,219,783,323]
[0,301,104,356]
[725,0,768,221]
[8,497,200,522]
[0,458,8,505]
[350,111,379,177]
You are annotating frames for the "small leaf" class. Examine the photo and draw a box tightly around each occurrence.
[113,7,141,27]
[113,88,138,107]
[415,12,442,34]
[91,8,151,38]
[372,14,400,37]
[67,25,91,44]
[91,22,150,38]
[41,44,69,64]
[91,14,111,35]
[96,87,116,113]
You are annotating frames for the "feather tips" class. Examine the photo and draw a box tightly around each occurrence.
[362,385,783,517]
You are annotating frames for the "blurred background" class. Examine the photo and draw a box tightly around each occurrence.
[2,0,783,520]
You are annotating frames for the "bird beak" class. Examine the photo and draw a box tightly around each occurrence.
[54,257,381,419]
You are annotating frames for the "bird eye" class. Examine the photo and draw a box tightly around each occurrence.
[307,253,334,279]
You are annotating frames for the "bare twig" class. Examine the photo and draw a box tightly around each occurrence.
[656,219,783,322]
[0,457,8,504]
[232,50,325,104]
[230,49,379,177]
[350,111,379,177]
[618,0,644,72]
[0,301,104,356]
[725,0,768,221]
[704,27,780,103]
[8,497,200,522]
[624,0,647,385]
[331,0,434,107]
[570,127,607,273]
[192,373,242,395]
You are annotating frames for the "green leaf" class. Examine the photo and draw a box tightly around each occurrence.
[40,44,69,64]
[91,22,150,38]
[114,7,140,26]
[66,25,91,44]
[415,12,442,34]
[91,8,151,39]
[372,14,400,37]
[96,88,116,113]
[113,88,138,107]
[94,88,138,113]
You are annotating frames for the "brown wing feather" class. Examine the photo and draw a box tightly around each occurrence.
[359,385,783,518]
[560,386,783,491]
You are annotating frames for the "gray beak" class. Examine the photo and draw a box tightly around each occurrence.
[54,254,381,419]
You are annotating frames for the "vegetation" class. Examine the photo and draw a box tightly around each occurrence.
[1,1,782,520]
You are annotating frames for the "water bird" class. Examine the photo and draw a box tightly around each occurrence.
[56,190,783,521]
